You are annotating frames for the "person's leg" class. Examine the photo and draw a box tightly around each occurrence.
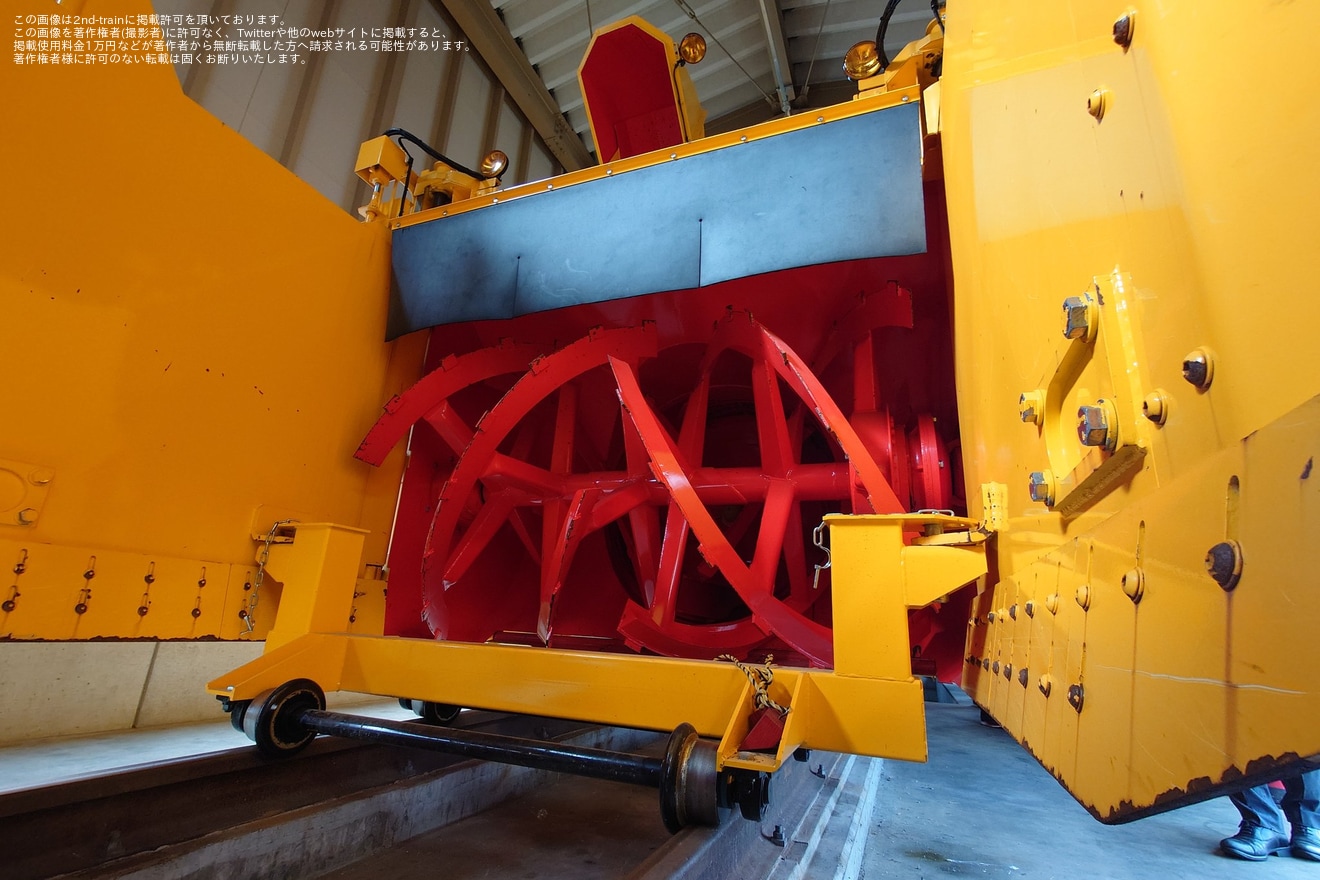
[1282,769,1320,860]
[1222,783,1291,860]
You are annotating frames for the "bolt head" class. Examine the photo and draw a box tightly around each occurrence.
[1113,14,1133,48]
[16,508,38,525]
[1027,471,1055,505]
[1087,88,1109,121]
[1019,390,1044,425]
[1182,349,1214,390]
[1077,405,1111,447]
[1121,567,1145,603]
[1205,541,1243,590]
[1141,391,1168,425]
[1062,296,1092,340]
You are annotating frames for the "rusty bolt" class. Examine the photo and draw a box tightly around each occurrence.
[1077,402,1115,449]
[1019,390,1045,425]
[1113,13,1134,49]
[1182,349,1215,390]
[1142,390,1169,425]
[1028,470,1056,506]
[1062,295,1095,341]
[1205,540,1243,591]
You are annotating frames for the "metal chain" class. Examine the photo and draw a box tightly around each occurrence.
[243,519,295,632]
[717,653,790,715]
[811,520,831,589]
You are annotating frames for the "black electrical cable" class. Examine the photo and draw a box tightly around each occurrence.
[873,0,903,73]
[874,0,945,73]
[383,127,494,181]
[398,151,414,218]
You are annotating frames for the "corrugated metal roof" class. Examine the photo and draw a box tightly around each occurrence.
[493,0,937,158]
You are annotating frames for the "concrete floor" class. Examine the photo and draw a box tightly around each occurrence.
[323,764,671,879]
[859,700,1318,880]
[5,693,1316,879]
[0,697,414,794]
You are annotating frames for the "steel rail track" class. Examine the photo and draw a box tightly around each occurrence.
[0,711,597,880]
[2,712,865,879]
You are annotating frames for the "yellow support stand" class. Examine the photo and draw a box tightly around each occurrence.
[210,514,987,774]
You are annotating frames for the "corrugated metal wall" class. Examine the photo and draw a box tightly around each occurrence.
[154,0,563,215]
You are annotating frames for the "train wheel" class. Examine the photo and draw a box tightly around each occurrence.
[241,678,325,758]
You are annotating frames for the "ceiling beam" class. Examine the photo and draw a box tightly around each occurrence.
[756,0,795,116]
[437,0,593,171]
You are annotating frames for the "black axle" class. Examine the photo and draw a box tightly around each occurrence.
[227,678,769,832]
[296,708,664,788]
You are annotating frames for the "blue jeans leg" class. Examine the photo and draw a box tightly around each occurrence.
[1281,769,1320,831]
[1232,783,1288,835]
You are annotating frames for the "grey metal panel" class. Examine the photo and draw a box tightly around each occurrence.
[699,102,924,285]
[391,220,521,329]
[510,184,702,317]
[386,101,924,339]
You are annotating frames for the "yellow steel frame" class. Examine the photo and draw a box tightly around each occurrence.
[2,3,419,642]
[210,513,986,772]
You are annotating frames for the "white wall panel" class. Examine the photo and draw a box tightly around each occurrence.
[494,97,525,183]
[444,52,494,170]
[162,0,559,214]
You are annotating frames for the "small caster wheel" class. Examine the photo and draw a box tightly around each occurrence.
[734,771,771,821]
[242,678,325,758]
[229,699,251,733]
[407,700,461,725]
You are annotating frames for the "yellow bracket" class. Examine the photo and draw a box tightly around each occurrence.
[1040,269,1152,516]
[209,514,988,773]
